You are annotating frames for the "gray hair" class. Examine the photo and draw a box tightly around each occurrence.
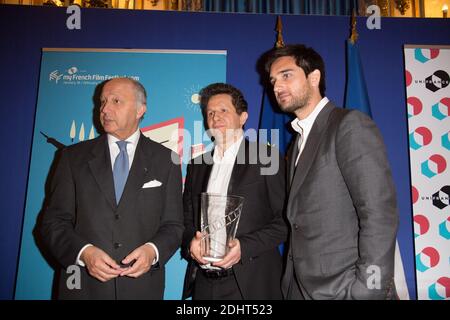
[127,78,147,107]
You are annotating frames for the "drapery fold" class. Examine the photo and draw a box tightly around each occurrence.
[202,0,358,15]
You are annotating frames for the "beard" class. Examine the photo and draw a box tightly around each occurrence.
[277,87,311,114]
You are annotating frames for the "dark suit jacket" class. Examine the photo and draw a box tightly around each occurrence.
[283,102,398,299]
[181,139,288,300]
[40,133,184,299]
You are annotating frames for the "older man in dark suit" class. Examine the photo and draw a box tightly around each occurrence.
[40,77,184,299]
[181,83,287,300]
[265,44,399,300]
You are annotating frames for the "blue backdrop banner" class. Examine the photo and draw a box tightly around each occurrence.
[15,48,226,300]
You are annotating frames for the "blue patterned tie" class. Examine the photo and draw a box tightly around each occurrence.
[113,140,129,204]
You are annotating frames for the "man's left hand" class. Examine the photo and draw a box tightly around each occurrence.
[119,244,155,278]
[213,239,241,269]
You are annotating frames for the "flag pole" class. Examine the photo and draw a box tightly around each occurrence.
[258,15,293,155]
[350,9,358,44]
[344,11,372,117]
[275,16,285,49]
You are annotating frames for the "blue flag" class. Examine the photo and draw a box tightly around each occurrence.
[344,39,372,117]
[258,89,293,155]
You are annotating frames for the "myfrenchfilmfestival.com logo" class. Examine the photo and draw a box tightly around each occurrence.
[49,70,63,83]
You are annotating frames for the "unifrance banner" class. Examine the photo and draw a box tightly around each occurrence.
[15,48,226,299]
[404,45,450,300]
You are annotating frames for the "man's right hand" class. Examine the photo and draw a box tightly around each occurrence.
[189,231,209,265]
[80,246,122,282]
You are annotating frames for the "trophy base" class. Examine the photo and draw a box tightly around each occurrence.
[203,256,223,262]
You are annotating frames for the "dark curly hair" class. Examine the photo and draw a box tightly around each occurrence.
[199,83,248,115]
[264,44,326,97]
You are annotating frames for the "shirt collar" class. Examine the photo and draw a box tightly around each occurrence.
[291,97,329,134]
[213,135,244,164]
[107,128,141,149]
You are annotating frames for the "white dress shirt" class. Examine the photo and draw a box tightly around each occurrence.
[77,129,159,267]
[201,135,243,270]
[291,97,329,166]
[207,135,244,194]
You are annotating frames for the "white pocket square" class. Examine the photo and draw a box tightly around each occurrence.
[142,179,162,188]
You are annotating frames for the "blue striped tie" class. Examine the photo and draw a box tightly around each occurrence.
[113,140,129,204]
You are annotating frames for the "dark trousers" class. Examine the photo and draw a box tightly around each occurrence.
[193,269,243,300]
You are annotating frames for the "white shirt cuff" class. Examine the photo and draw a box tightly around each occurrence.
[76,244,93,267]
[146,242,159,265]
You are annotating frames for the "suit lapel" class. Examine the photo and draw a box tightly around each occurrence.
[227,139,247,196]
[200,153,213,193]
[193,153,213,231]
[88,135,117,210]
[287,103,335,216]
[118,134,152,209]
[288,134,300,187]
